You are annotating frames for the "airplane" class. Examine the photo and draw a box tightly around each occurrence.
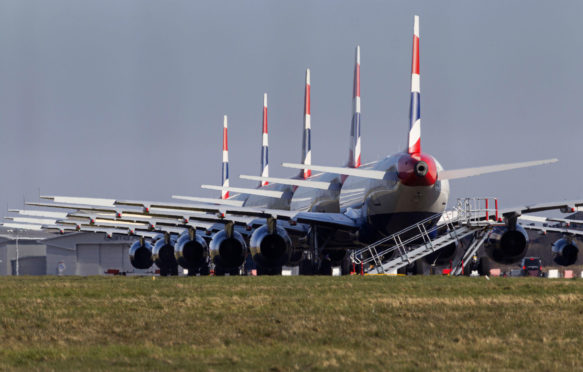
[16,45,370,274]
[6,15,578,277]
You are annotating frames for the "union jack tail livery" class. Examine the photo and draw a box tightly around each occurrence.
[408,15,421,155]
[260,93,269,186]
[301,68,312,179]
[221,115,230,199]
[348,45,361,168]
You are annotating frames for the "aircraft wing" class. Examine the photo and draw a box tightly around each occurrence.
[500,200,583,218]
[520,223,583,237]
[23,200,278,233]
[113,199,361,230]
[80,226,159,239]
[24,195,362,236]
[292,212,360,230]
[518,215,583,226]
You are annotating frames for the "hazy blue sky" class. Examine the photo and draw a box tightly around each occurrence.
[0,1,581,214]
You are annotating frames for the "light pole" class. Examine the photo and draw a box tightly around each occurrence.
[15,230,19,276]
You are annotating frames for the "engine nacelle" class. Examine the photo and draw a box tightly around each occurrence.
[484,224,529,264]
[209,228,247,271]
[152,234,178,276]
[250,224,292,270]
[552,238,579,266]
[129,240,154,269]
[175,230,209,272]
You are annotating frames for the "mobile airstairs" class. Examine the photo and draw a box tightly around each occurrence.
[350,198,503,275]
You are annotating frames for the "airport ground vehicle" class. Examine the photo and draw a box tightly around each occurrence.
[521,257,543,277]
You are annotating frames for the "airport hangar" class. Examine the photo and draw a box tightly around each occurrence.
[0,214,582,276]
[0,227,154,276]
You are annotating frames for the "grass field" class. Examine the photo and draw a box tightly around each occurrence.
[0,276,582,371]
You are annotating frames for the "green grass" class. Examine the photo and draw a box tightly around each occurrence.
[0,276,582,371]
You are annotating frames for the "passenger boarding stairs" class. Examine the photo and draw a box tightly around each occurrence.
[351,198,502,274]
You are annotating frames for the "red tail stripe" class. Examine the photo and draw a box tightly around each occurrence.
[408,139,421,155]
[412,35,420,75]
[354,65,360,98]
[263,107,268,134]
[223,127,228,150]
[305,85,311,115]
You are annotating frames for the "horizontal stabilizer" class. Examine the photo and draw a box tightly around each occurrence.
[282,163,385,179]
[240,175,331,190]
[201,185,283,198]
[439,158,558,180]
[172,195,244,207]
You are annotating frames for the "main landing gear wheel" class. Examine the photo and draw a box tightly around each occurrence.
[399,260,426,275]
[478,257,491,276]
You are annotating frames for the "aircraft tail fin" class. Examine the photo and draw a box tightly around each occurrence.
[348,45,361,168]
[221,115,230,199]
[301,69,312,179]
[260,93,269,186]
[408,15,421,155]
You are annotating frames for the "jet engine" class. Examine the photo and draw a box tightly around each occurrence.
[484,223,529,264]
[129,239,154,269]
[152,234,178,276]
[250,219,292,274]
[175,229,210,275]
[552,238,579,266]
[209,223,247,275]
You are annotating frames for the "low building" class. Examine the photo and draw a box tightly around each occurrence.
[0,228,50,276]
[0,227,151,276]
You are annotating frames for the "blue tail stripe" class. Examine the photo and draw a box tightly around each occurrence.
[409,92,420,127]
[222,162,229,184]
[261,146,268,170]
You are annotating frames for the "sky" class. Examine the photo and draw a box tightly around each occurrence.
[0,0,582,215]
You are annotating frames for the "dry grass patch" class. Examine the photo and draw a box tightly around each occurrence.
[0,276,582,370]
